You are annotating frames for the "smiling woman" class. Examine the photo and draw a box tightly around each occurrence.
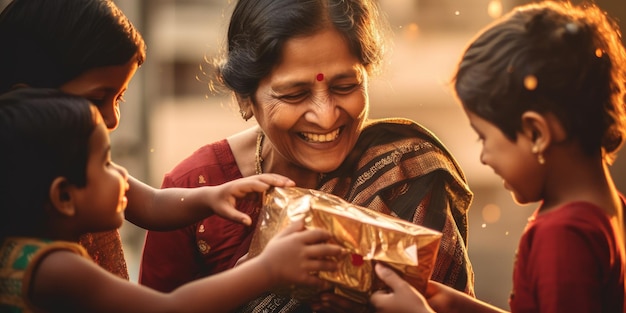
[249,28,368,179]
[139,0,475,312]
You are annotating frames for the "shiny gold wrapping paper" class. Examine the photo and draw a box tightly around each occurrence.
[248,186,442,304]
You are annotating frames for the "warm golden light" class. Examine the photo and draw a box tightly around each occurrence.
[402,22,420,41]
[595,48,603,58]
[482,203,501,223]
[487,0,503,19]
[524,75,538,90]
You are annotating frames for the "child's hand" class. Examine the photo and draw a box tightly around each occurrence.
[208,174,295,225]
[370,263,435,313]
[257,219,342,288]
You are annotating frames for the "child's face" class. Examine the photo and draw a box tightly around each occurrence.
[464,109,544,205]
[72,117,130,232]
[59,55,139,131]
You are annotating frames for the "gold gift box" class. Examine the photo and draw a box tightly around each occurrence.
[248,186,442,304]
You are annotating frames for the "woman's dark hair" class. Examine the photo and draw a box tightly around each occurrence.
[211,0,389,99]
[0,0,146,93]
[0,88,97,238]
[454,1,626,161]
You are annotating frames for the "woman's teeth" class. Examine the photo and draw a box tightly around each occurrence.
[301,128,340,143]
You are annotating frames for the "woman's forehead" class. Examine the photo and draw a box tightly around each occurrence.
[268,29,364,81]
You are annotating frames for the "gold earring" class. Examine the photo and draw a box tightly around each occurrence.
[240,109,251,121]
[531,146,545,165]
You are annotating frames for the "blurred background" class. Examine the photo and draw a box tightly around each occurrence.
[2,0,624,309]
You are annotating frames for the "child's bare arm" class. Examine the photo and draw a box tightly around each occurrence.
[124,173,294,230]
[30,220,340,313]
[423,280,508,313]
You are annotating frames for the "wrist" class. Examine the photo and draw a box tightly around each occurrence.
[248,254,279,289]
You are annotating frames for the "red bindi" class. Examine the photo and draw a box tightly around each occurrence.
[316,73,324,81]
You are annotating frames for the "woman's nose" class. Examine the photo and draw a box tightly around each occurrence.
[304,93,340,129]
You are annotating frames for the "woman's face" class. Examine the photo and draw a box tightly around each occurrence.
[252,28,369,174]
[60,56,139,131]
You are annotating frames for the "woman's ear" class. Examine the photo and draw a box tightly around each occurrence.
[49,177,76,217]
[236,94,254,121]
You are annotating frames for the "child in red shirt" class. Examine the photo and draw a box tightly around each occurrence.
[370,1,626,312]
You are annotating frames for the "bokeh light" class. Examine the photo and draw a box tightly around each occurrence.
[482,203,502,223]
[524,75,538,90]
[488,0,503,19]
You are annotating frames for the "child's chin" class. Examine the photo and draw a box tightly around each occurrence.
[113,213,125,228]
[510,192,531,206]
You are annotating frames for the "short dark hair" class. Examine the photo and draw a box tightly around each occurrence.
[211,0,389,99]
[454,1,626,160]
[0,88,97,238]
[0,0,146,93]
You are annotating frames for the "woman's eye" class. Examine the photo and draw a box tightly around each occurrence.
[279,92,308,103]
[332,84,359,94]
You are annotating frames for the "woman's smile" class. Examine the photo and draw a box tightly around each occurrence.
[299,127,342,143]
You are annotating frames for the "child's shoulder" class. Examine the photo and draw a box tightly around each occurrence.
[1,237,88,267]
[0,237,90,311]
[535,201,610,224]
[530,201,618,242]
